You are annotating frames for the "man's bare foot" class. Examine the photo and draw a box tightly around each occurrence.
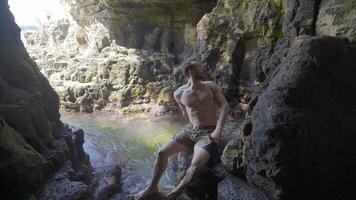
[167,187,182,200]
[134,186,159,200]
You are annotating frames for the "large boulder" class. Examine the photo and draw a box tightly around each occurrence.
[242,36,356,200]
[169,120,237,200]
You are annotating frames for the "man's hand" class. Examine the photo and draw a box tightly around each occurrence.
[210,129,221,144]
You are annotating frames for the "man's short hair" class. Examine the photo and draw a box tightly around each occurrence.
[181,62,201,77]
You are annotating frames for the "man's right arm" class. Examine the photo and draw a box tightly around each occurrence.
[174,89,189,121]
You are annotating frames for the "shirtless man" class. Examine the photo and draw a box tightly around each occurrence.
[135,62,230,200]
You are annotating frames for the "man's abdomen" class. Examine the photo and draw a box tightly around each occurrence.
[187,103,218,127]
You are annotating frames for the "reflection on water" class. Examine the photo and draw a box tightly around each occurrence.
[60,112,185,190]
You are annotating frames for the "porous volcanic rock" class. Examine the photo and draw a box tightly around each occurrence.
[226,36,356,200]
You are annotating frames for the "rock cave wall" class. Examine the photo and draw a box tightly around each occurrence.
[0,1,93,199]
[218,0,356,199]
[60,0,217,57]
[1,0,356,199]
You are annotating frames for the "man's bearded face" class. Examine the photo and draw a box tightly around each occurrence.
[191,65,205,80]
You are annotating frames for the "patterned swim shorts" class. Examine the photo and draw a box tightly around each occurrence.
[172,123,217,154]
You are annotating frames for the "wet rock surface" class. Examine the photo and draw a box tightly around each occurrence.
[93,165,122,200]
[218,174,269,200]
[39,162,91,200]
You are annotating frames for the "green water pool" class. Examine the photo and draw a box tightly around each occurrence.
[60,111,185,191]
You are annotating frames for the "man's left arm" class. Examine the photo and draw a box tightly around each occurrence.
[207,82,230,143]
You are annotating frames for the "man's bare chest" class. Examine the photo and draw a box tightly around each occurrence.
[180,88,214,108]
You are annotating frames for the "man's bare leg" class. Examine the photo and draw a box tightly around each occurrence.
[135,139,187,200]
[167,144,211,200]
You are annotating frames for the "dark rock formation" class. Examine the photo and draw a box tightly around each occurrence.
[0,1,104,199]
[162,0,356,199]
[283,0,320,36]
[39,162,91,200]
[244,36,356,200]
[194,0,284,103]
[0,0,60,151]
[223,35,356,200]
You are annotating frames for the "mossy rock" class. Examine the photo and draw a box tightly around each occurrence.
[109,63,130,86]
[157,86,174,104]
[130,85,146,97]
[144,82,161,98]
[108,89,130,102]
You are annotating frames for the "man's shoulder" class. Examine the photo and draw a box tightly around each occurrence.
[203,81,219,91]
[174,84,189,97]
[203,80,217,86]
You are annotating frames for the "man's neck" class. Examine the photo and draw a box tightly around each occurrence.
[188,77,203,90]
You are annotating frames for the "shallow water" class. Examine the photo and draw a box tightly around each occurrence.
[60,112,185,192]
